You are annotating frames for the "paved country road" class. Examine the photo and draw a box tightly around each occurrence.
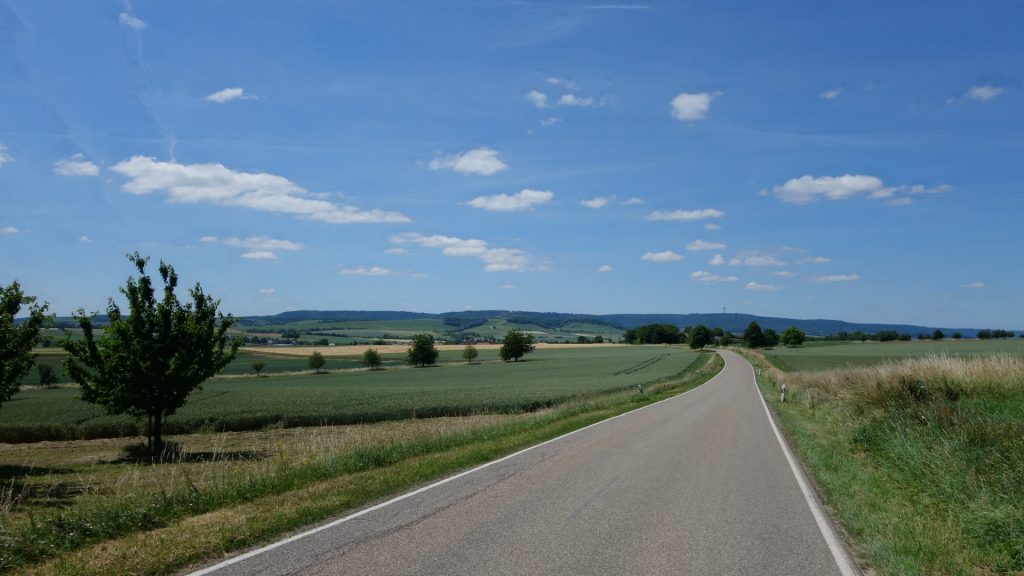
[188,350,859,576]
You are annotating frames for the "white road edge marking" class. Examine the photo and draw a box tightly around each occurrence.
[186,353,727,575]
[736,351,860,576]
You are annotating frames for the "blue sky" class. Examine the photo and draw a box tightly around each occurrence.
[1,1,1021,328]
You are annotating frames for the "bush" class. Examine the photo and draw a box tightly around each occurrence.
[407,334,439,367]
[362,348,382,370]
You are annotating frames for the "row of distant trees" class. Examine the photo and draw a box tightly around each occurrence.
[622,322,807,350]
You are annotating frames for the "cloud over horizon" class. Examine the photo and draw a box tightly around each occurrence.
[390,232,531,272]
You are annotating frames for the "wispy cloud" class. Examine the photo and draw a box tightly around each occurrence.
[468,189,552,212]
[584,4,652,9]
[54,154,100,176]
[709,254,725,266]
[0,145,13,169]
[961,281,987,289]
[385,247,409,255]
[111,156,410,224]
[771,174,951,205]
[259,288,276,294]
[820,87,842,100]
[687,239,726,251]
[559,94,595,107]
[966,85,1004,103]
[540,117,563,127]
[646,208,724,222]
[1,226,20,234]
[341,266,393,276]
[241,250,277,260]
[118,12,146,30]
[429,147,508,176]
[597,265,613,272]
[526,90,548,109]
[704,223,721,231]
[580,196,611,209]
[206,87,257,103]
[812,274,861,282]
[691,270,738,283]
[78,235,92,243]
[746,282,781,292]
[771,270,796,278]
[796,256,831,264]
[729,253,785,267]
[198,235,219,243]
[670,91,721,121]
[621,197,646,206]
[223,236,304,251]
[642,250,684,262]
[391,232,531,273]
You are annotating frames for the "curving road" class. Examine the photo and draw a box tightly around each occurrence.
[189,350,858,576]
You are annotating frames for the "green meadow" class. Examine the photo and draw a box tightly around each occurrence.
[763,339,1024,371]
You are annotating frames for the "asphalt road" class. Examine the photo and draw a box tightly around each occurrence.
[191,350,856,576]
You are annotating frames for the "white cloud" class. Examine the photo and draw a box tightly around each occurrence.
[468,189,552,212]
[772,174,951,205]
[241,250,277,260]
[729,254,785,267]
[526,90,548,108]
[385,248,409,255]
[78,235,92,243]
[0,145,12,168]
[597,265,613,273]
[110,156,410,224]
[621,197,646,205]
[967,85,1004,102]
[691,270,738,283]
[429,147,508,176]
[812,274,861,283]
[391,232,531,273]
[501,284,516,290]
[746,282,781,292]
[341,266,393,276]
[0,226,19,234]
[771,270,796,278]
[687,239,726,251]
[796,256,831,264]
[54,154,100,177]
[546,77,580,89]
[646,208,724,221]
[820,88,842,100]
[118,13,146,30]
[559,94,594,107]
[709,254,725,266]
[642,250,684,262]
[259,288,276,294]
[206,87,256,103]
[540,117,563,127]
[224,236,304,251]
[704,223,721,231]
[580,196,610,209]
[199,235,219,243]
[670,91,721,121]
[961,282,987,289]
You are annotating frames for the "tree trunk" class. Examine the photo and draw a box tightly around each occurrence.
[152,411,163,455]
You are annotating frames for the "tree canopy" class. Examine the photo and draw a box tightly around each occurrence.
[362,348,383,370]
[309,351,326,373]
[0,281,49,407]
[622,323,682,344]
[687,325,712,350]
[742,321,767,348]
[407,333,439,367]
[462,344,479,364]
[63,253,238,453]
[781,327,806,347]
[500,329,536,362]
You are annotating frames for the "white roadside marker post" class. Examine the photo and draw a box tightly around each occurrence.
[780,382,787,403]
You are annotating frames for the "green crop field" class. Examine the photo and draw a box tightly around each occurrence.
[0,346,698,442]
[764,339,1024,371]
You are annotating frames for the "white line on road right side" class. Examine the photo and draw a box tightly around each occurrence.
[736,352,860,576]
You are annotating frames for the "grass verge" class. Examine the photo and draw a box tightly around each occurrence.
[5,352,721,575]
[743,350,1024,575]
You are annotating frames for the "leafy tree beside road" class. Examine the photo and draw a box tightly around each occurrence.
[500,329,535,362]
[687,325,712,350]
[742,321,767,348]
[0,281,49,407]
[63,253,238,454]
[781,327,806,347]
[407,333,439,367]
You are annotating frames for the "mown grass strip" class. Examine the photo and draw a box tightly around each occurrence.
[9,352,721,575]
[743,350,1024,576]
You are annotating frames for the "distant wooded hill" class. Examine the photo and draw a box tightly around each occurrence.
[232,310,994,339]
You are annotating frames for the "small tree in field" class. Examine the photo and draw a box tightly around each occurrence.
[763,328,780,348]
[309,351,326,374]
[362,348,383,370]
[742,321,766,348]
[781,327,806,347]
[252,361,266,377]
[462,344,479,364]
[1,281,49,407]
[688,325,712,350]
[63,253,238,454]
[407,334,439,367]
[37,364,59,388]
[500,329,535,362]
[933,329,945,341]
